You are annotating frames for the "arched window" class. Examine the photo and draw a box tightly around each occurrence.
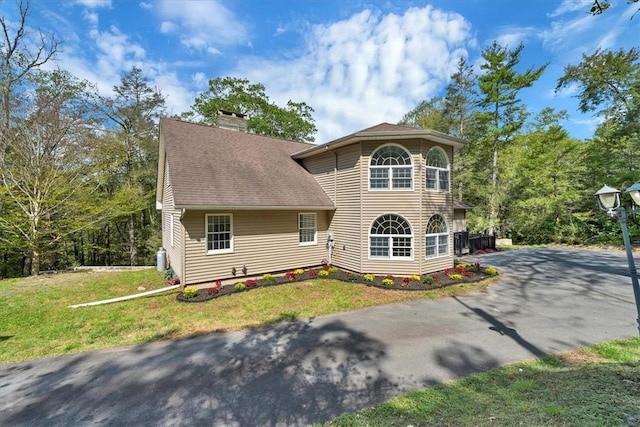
[369,214,413,259]
[425,214,448,258]
[425,147,450,192]
[369,145,413,190]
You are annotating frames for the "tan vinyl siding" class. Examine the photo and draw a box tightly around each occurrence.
[329,143,362,273]
[161,164,183,280]
[453,209,466,232]
[421,142,454,273]
[301,151,336,202]
[182,210,329,285]
[360,140,422,275]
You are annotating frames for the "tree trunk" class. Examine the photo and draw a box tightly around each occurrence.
[129,213,137,266]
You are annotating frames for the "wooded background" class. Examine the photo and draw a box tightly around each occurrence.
[1,1,638,278]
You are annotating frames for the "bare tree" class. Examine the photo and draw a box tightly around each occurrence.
[0,0,61,166]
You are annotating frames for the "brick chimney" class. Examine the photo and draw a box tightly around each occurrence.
[215,110,248,132]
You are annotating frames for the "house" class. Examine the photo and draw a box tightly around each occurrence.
[156,115,467,285]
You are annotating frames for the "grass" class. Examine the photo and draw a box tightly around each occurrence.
[326,337,640,426]
[0,269,494,364]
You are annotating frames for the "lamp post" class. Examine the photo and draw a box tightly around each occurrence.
[595,183,640,336]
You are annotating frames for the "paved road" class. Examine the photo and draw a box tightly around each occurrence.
[1,248,639,426]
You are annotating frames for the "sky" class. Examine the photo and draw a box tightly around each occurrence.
[5,0,640,143]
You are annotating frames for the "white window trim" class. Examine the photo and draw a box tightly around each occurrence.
[425,147,450,193]
[368,214,414,261]
[368,144,414,192]
[205,213,234,255]
[425,214,449,259]
[425,233,449,259]
[298,212,317,246]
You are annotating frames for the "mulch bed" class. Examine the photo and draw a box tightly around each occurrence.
[176,264,498,303]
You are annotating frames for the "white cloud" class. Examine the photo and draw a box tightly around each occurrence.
[154,0,248,54]
[548,0,593,17]
[493,27,535,49]
[232,5,473,142]
[139,2,152,11]
[74,0,111,8]
[159,21,178,34]
[81,10,99,26]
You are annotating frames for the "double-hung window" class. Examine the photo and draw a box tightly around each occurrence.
[369,145,413,190]
[425,214,448,258]
[299,213,317,245]
[369,214,413,259]
[425,147,450,192]
[206,214,233,254]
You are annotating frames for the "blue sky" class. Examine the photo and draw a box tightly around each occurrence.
[9,0,640,143]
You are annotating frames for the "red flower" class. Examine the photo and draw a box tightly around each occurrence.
[246,279,257,287]
[455,265,466,273]
[308,270,317,276]
[474,262,480,270]
[444,268,452,275]
[285,271,296,280]
[475,250,485,255]
[402,277,410,284]
[431,274,441,281]
[464,271,474,277]
[207,287,218,295]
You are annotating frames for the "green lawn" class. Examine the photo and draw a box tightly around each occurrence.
[0,268,491,363]
[326,337,640,426]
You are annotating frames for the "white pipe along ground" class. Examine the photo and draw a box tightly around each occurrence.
[68,284,180,308]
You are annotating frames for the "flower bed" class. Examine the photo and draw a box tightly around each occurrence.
[176,262,498,303]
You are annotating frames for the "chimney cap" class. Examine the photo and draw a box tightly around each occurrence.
[217,109,246,119]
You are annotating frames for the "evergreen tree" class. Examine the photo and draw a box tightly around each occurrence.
[476,41,547,236]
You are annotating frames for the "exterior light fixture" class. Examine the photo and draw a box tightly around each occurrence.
[595,183,640,335]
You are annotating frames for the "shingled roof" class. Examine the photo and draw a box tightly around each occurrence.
[157,118,335,209]
[292,122,467,159]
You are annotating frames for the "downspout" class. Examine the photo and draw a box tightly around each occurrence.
[327,146,337,266]
[180,209,186,286]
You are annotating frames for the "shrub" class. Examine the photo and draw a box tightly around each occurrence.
[294,269,304,275]
[327,266,339,274]
[382,278,394,287]
[234,282,246,290]
[485,267,498,276]
[208,280,222,294]
[182,286,198,299]
[347,272,358,282]
[423,276,435,285]
[410,274,421,282]
[363,273,375,282]
[262,273,277,285]
[318,270,329,278]
[448,273,463,281]
[455,264,466,273]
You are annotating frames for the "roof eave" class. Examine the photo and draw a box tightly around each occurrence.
[173,204,337,211]
[292,130,467,159]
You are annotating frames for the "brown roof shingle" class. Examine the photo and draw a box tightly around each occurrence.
[160,118,335,209]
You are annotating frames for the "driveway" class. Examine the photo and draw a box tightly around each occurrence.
[1,247,639,426]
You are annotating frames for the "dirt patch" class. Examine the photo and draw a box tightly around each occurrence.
[556,349,609,365]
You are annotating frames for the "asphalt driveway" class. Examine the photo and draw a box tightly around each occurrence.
[1,247,639,426]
